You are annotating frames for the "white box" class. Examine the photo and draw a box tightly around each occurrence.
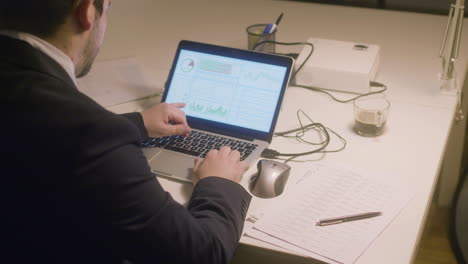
[293,38,380,94]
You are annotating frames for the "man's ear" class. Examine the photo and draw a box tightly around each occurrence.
[74,0,95,32]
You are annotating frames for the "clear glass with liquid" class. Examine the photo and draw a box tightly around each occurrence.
[353,95,390,137]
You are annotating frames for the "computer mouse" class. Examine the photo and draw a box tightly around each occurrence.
[249,159,291,199]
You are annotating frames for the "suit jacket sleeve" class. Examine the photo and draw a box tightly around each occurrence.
[75,115,251,264]
[119,112,148,141]
[0,35,251,264]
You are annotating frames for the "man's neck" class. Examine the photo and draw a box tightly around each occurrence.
[43,28,82,67]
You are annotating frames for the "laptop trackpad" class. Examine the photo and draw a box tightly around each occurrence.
[149,151,195,180]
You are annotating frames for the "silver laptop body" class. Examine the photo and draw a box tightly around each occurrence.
[142,40,294,183]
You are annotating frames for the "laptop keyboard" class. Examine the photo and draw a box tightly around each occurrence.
[141,130,258,161]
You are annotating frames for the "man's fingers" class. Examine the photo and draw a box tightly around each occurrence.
[205,149,218,158]
[229,149,241,161]
[193,157,201,171]
[168,108,188,126]
[165,105,191,136]
[170,102,186,109]
[239,160,249,172]
[171,124,191,136]
[219,146,231,156]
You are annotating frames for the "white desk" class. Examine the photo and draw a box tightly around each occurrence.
[97,1,468,263]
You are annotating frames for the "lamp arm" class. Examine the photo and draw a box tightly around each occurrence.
[440,0,465,80]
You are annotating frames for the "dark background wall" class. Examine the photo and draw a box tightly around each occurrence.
[290,0,464,16]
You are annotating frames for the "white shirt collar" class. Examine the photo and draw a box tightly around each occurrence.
[0,30,77,85]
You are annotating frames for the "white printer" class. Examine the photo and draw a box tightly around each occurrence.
[293,38,380,94]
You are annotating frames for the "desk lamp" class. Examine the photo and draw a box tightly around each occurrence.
[439,0,465,120]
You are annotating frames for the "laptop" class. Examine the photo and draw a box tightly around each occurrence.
[142,40,294,182]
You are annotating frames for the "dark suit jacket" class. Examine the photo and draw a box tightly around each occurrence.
[0,35,251,264]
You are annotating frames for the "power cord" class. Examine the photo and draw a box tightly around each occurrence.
[254,40,388,102]
[296,81,388,103]
[261,109,347,163]
[254,40,387,163]
[253,40,314,81]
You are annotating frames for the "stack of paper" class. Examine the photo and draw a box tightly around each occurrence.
[246,163,412,264]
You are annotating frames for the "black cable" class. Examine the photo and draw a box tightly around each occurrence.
[275,122,330,157]
[254,40,387,162]
[274,110,329,146]
[261,109,347,163]
[252,40,314,82]
[253,40,387,103]
[296,81,387,103]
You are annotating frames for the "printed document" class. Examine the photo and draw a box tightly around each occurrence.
[246,163,413,264]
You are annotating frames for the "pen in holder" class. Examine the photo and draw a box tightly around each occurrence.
[246,24,276,53]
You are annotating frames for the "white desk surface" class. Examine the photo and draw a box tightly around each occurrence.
[99,1,468,263]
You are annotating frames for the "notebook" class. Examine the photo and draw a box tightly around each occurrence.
[142,40,294,182]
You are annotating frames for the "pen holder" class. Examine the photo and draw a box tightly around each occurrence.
[246,24,276,53]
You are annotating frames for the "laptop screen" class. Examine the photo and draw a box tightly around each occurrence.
[162,40,293,142]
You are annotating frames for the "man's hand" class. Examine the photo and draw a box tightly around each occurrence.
[193,146,249,184]
[141,102,191,138]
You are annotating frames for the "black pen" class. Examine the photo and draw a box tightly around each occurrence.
[316,212,382,226]
[265,13,284,34]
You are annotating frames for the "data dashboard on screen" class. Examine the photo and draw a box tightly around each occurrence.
[165,49,287,133]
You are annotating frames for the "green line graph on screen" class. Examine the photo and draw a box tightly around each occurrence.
[243,71,281,82]
[189,102,228,118]
[240,69,282,89]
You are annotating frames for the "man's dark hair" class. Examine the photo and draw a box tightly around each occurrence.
[0,0,104,38]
